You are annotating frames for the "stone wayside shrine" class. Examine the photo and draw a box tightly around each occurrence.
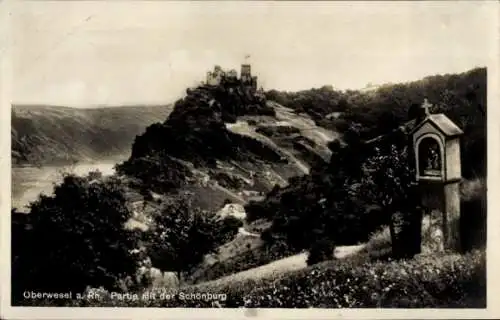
[410,99,464,252]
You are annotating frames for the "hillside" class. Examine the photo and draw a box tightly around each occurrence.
[116,84,338,213]
[189,67,487,283]
[110,81,339,284]
[11,104,173,166]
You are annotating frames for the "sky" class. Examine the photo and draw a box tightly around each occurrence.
[9,1,498,107]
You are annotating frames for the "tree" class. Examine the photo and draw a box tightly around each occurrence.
[360,145,421,259]
[144,195,240,284]
[12,173,140,305]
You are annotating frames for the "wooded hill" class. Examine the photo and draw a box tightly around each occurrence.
[11,104,173,166]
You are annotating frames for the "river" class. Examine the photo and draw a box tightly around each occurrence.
[11,161,118,211]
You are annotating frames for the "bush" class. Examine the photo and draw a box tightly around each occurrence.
[307,239,335,266]
[115,154,192,194]
[255,125,301,137]
[244,199,279,222]
[218,216,244,241]
[189,241,294,284]
[144,195,241,283]
[213,172,247,190]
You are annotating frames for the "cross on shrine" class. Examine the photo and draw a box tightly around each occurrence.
[422,98,432,116]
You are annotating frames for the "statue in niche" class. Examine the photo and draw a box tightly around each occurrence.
[426,143,440,170]
[419,137,441,176]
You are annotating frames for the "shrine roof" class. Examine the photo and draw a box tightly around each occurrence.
[412,113,464,137]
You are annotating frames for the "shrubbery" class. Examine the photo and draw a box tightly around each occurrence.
[238,250,485,308]
[245,196,281,222]
[115,153,193,194]
[265,85,347,121]
[144,195,242,283]
[255,125,301,137]
[12,173,141,305]
[52,249,485,308]
[189,241,294,284]
[306,238,335,266]
[211,172,247,190]
[253,135,388,259]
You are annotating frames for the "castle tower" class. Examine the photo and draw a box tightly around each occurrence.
[241,64,252,84]
[251,76,258,91]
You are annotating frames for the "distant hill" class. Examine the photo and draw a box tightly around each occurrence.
[11,104,173,166]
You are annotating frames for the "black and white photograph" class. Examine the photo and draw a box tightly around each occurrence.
[1,0,498,318]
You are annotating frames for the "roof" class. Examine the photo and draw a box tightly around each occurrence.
[411,113,464,137]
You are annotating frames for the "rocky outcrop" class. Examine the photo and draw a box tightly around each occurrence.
[116,81,337,212]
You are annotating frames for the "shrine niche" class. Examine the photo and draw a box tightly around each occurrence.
[417,135,444,179]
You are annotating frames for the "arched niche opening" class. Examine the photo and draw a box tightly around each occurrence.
[417,136,443,178]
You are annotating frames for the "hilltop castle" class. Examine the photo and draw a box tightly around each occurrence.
[205,64,258,92]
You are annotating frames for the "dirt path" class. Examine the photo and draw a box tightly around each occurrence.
[237,227,259,237]
[194,244,365,288]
